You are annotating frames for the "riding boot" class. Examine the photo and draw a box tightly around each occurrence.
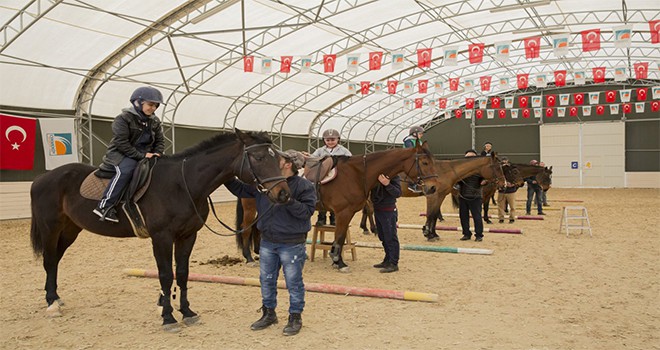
[283,313,302,336]
[329,212,336,226]
[251,306,278,330]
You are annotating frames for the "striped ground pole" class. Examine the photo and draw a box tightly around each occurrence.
[353,241,493,255]
[397,223,523,234]
[419,213,543,220]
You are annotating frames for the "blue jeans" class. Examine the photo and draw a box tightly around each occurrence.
[259,240,306,314]
[526,185,543,214]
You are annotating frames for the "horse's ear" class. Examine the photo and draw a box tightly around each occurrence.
[234,128,249,145]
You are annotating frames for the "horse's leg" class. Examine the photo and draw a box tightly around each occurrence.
[483,198,492,224]
[368,210,377,235]
[174,232,200,326]
[423,194,440,241]
[359,208,369,235]
[151,235,179,332]
[329,213,350,272]
[42,220,81,317]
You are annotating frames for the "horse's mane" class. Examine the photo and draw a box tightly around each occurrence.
[164,131,271,160]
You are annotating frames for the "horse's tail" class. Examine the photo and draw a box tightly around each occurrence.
[451,190,460,210]
[235,198,244,250]
[29,181,46,257]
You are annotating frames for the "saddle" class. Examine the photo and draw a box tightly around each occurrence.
[302,156,337,184]
[80,158,156,238]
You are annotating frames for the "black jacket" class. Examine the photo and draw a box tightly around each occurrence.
[459,174,484,199]
[102,107,165,166]
[370,175,401,210]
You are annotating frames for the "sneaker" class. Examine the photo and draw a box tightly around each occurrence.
[460,235,471,241]
[475,236,483,242]
[93,207,119,223]
[379,263,398,273]
[498,219,504,223]
[373,261,387,268]
[509,219,515,224]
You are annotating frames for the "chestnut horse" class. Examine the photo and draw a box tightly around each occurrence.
[235,142,439,271]
[30,130,290,331]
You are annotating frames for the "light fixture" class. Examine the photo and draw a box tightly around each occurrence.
[512,25,565,34]
[490,0,552,13]
[191,0,241,24]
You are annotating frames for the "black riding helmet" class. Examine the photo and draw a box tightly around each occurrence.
[130,86,165,105]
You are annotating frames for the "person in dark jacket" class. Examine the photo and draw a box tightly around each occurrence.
[497,157,518,223]
[480,141,493,156]
[93,86,165,223]
[402,126,424,193]
[458,150,487,242]
[225,149,315,337]
[371,174,402,273]
[525,160,545,215]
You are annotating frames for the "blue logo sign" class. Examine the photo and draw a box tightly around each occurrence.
[571,161,578,169]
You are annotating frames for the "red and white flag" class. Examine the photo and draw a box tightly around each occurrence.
[622,103,632,114]
[519,96,529,108]
[574,93,584,105]
[387,80,398,94]
[475,109,483,119]
[637,88,648,101]
[438,98,447,109]
[546,95,557,107]
[634,62,648,79]
[360,81,370,95]
[449,77,460,91]
[605,90,617,103]
[524,37,541,59]
[499,109,506,119]
[522,109,530,118]
[468,43,484,64]
[593,67,606,83]
[596,105,605,115]
[569,107,578,117]
[415,98,424,109]
[323,54,337,73]
[243,56,254,72]
[417,48,432,68]
[480,76,491,91]
[651,101,660,112]
[455,109,462,118]
[517,73,529,89]
[0,114,37,170]
[280,56,292,73]
[418,79,429,94]
[369,52,383,70]
[545,108,554,118]
[465,98,475,109]
[581,29,600,52]
[554,70,566,87]
[491,96,501,109]
[650,20,660,44]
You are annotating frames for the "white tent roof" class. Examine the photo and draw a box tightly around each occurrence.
[1,0,658,148]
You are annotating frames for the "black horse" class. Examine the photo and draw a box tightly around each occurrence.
[30,129,290,331]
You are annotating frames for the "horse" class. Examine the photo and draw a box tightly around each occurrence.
[235,141,440,271]
[29,129,290,332]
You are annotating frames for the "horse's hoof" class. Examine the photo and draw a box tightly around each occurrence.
[183,315,201,326]
[55,298,65,306]
[427,236,440,242]
[362,230,370,235]
[246,261,258,268]
[338,266,350,273]
[46,303,62,318]
[331,263,339,269]
[162,322,182,333]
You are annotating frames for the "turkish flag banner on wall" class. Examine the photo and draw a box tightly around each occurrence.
[438,98,447,109]
[243,56,254,72]
[554,70,567,87]
[569,107,578,117]
[546,95,557,107]
[522,109,530,118]
[519,96,529,108]
[650,20,660,44]
[498,109,506,118]
[596,105,605,115]
[475,109,483,119]
[468,43,484,64]
[417,48,432,68]
[633,62,648,79]
[455,109,462,118]
[387,80,398,94]
[465,98,475,109]
[651,101,660,112]
[593,67,606,83]
[449,77,460,91]
[323,54,337,73]
[581,29,601,52]
[606,90,617,103]
[480,76,491,91]
[280,56,292,73]
[414,98,423,109]
[574,93,585,105]
[0,114,37,170]
[517,74,529,89]
[491,97,501,109]
[622,103,632,113]
[545,108,554,117]
[637,88,648,101]
[360,81,370,95]
[369,52,383,70]
[418,79,428,93]
[524,37,541,59]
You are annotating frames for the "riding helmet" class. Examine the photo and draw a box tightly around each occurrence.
[130,86,165,105]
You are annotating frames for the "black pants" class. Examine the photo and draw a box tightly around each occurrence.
[374,209,399,265]
[459,196,483,238]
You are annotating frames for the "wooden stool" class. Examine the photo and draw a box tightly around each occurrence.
[309,225,357,262]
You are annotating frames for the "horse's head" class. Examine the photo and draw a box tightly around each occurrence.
[235,129,291,203]
[404,141,438,194]
[488,153,507,189]
[537,165,553,191]
[504,164,525,187]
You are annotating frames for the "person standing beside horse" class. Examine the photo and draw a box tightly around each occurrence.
[525,160,545,215]
[306,128,352,226]
[497,157,518,224]
[93,86,165,223]
[458,150,487,242]
[402,125,425,193]
[371,174,402,273]
[225,149,315,336]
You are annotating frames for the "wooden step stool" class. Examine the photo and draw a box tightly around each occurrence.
[309,225,357,262]
[558,206,593,237]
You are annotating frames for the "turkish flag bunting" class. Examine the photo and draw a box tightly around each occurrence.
[449,77,460,91]
[415,98,423,109]
[517,74,529,89]
[519,96,529,108]
[622,103,632,113]
[323,54,337,73]
[466,98,475,109]
[418,79,428,93]
[387,80,398,94]
[480,76,491,91]
[499,109,506,119]
[369,52,383,70]
[569,107,578,117]
[605,90,617,103]
[468,43,484,64]
[522,109,530,118]
[637,88,648,101]
[476,109,483,119]
[596,105,605,115]
[0,114,37,170]
[633,62,648,79]
[417,48,432,68]
[651,101,660,112]
[546,95,557,107]
[593,67,606,83]
[360,81,370,95]
[280,56,292,73]
[455,109,462,118]
[524,37,541,59]
[491,97,501,109]
[574,93,584,105]
[581,29,601,52]
[554,70,566,87]
[545,108,554,117]
[243,56,254,72]
[650,20,660,44]
[438,98,447,109]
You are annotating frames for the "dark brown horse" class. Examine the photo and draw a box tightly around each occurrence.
[30,130,290,331]
[236,142,440,271]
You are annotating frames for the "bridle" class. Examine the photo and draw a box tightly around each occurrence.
[403,149,439,190]
[491,159,508,189]
[240,143,287,194]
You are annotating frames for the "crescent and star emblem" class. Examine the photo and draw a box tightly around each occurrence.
[5,125,27,150]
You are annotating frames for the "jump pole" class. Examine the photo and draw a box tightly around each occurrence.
[419,213,543,221]
[124,268,438,303]
[397,223,523,234]
[355,241,493,255]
